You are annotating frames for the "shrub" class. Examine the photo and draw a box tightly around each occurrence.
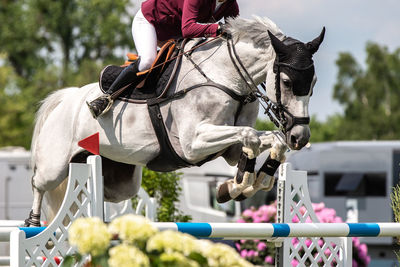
[64,214,254,267]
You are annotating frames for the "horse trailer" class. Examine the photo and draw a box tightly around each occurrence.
[286,141,400,266]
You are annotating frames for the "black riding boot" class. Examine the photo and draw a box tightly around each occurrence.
[87,60,140,118]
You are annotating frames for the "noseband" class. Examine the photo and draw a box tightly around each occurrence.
[226,36,311,134]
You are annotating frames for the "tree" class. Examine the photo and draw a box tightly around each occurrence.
[333,43,400,140]
[0,0,134,148]
[132,169,192,222]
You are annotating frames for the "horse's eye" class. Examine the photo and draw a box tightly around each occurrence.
[282,79,292,88]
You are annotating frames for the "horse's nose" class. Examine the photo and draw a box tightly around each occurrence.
[288,126,310,150]
[290,134,308,150]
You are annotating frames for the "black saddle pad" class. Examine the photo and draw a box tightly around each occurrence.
[99,58,177,102]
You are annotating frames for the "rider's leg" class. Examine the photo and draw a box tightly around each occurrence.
[87,9,157,118]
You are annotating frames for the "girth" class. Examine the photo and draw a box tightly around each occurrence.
[146,81,256,172]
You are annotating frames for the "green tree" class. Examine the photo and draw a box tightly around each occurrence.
[333,43,400,140]
[132,169,192,222]
[0,0,134,148]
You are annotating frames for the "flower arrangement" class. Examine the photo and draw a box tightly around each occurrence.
[64,214,254,267]
[235,202,371,267]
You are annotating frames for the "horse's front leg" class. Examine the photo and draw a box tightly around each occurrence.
[246,131,288,194]
[184,122,261,162]
[216,130,287,203]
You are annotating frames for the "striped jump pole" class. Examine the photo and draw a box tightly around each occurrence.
[0,227,48,242]
[153,222,400,240]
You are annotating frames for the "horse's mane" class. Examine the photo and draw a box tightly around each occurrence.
[226,16,285,48]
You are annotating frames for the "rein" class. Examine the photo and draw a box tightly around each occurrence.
[225,36,311,134]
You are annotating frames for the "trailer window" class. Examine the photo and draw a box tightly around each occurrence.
[324,172,386,197]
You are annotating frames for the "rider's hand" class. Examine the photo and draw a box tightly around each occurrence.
[217,22,230,38]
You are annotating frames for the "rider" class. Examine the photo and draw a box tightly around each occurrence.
[87,0,239,118]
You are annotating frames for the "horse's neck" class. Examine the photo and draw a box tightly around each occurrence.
[188,39,273,96]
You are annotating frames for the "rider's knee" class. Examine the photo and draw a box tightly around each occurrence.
[139,56,156,71]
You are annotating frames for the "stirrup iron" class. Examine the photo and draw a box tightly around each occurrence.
[87,94,114,119]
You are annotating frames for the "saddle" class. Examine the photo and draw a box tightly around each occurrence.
[99,39,179,102]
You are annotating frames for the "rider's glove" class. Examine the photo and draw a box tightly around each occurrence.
[217,22,230,38]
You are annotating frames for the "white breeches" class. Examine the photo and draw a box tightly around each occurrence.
[132,9,158,71]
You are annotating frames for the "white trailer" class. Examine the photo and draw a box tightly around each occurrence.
[286,141,400,266]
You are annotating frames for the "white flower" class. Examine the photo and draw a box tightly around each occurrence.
[108,244,150,267]
[68,217,111,256]
[146,230,197,256]
[197,239,254,267]
[108,214,157,246]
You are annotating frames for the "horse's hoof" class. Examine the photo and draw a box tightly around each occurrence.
[216,182,232,203]
[233,193,247,201]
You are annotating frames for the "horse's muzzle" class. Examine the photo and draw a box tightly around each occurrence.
[286,125,310,150]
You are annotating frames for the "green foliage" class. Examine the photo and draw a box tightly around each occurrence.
[308,115,342,143]
[0,0,133,148]
[132,168,192,222]
[254,118,277,131]
[333,43,400,140]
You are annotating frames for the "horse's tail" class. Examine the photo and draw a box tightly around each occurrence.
[30,88,71,169]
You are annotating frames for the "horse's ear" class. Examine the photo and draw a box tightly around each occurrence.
[306,27,326,54]
[268,30,289,56]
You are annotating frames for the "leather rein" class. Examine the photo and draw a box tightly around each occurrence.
[225,36,312,134]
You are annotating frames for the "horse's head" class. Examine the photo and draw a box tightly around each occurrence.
[264,28,325,150]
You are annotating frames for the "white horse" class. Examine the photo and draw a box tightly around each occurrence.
[25,16,325,226]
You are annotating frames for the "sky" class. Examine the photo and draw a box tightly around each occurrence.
[131,0,400,121]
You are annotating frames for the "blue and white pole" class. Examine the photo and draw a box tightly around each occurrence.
[153,222,400,240]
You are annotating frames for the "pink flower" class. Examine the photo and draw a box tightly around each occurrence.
[324,248,332,256]
[292,216,300,223]
[247,250,257,257]
[257,242,267,251]
[291,259,299,266]
[240,249,248,258]
[260,214,270,222]
[352,259,358,267]
[235,243,241,251]
[242,209,254,217]
[252,218,261,223]
[305,239,312,247]
[312,202,325,212]
[237,218,246,223]
[299,206,307,215]
[265,256,274,264]
[357,243,368,260]
[352,237,360,247]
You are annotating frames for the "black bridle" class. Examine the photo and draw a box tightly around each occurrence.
[226,36,312,134]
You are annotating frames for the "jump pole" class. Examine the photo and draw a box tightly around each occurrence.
[153,222,400,239]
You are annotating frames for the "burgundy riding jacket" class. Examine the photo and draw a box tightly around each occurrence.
[141,0,239,41]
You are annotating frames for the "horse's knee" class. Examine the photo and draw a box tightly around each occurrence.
[241,127,261,157]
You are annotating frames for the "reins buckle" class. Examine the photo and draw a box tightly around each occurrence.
[243,93,257,104]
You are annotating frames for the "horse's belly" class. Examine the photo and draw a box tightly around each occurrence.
[93,101,160,165]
